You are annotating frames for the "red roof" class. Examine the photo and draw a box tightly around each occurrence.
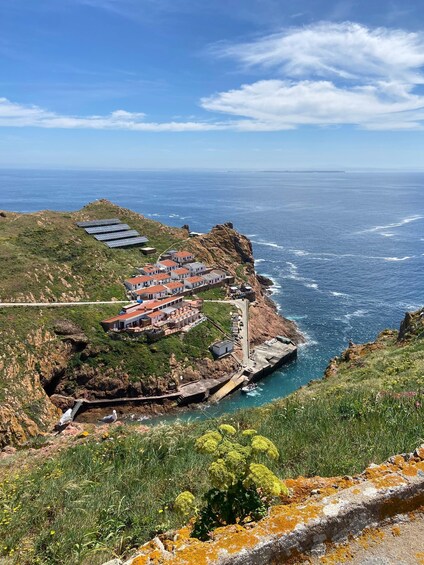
[186,276,204,284]
[158,259,178,268]
[165,281,184,289]
[149,296,183,309]
[125,275,154,285]
[174,251,193,258]
[174,268,190,275]
[102,308,148,323]
[153,273,171,281]
[147,311,164,319]
[141,265,158,273]
[136,285,167,295]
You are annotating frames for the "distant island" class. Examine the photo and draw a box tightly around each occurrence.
[259,169,346,173]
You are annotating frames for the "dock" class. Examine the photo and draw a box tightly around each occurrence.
[208,338,297,403]
[208,370,247,403]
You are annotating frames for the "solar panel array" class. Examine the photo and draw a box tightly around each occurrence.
[76,218,121,228]
[94,230,139,241]
[85,224,131,234]
[76,218,149,248]
[106,236,149,248]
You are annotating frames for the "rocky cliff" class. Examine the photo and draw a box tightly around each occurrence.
[187,223,302,345]
[0,201,302,447]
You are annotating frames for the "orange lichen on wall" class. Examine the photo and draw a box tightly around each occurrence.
[128,499,324,565]
[127,447,424,565]
[416,551,424,565]
[391,525,401,536]
[319,544,353,564]
[284,475,354,504]
[363,456,424,488]
[319,527,385,564]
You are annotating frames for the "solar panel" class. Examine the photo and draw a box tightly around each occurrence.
[94,230,140,241]
[85,224,130,234]
[76,218,121,228]
[106,236,149,248]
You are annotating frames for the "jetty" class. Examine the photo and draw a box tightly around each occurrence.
[209,338,297,403]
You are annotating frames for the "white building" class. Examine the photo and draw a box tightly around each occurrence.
[136,284,168,300]
[184,276,205,290]
[152,272,172,285]
[139,264,162,276]
[171,250,195,264]
[156,259,178,272]
[203,270,226,286]
[186,262,206,275]
[164,281,185,295]
[171,267,190,280]
[211,340,234,358]
[124,275,154,291]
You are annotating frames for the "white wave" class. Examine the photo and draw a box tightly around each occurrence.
[358,215,423,234]
[254,258,266,264]
[299,330,318,348]
[380,232,395,237]
[168,213,189,219]
[383,256,413,262]
[337,309,369,324]
[292,249,310,257]
[305,282,319,290]
[330,291,350,298]
[251,239,285,250]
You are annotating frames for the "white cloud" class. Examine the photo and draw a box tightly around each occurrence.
[203,22,424,130]
[0,98,225,131]
[216,22,424,84]
[201,79,424,130]
[2,22,424,132]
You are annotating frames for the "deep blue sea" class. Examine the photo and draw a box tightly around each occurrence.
[1,169,423,423]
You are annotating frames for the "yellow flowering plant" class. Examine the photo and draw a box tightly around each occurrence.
[174,425,288,540]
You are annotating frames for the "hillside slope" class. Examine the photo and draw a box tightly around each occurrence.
[0,200,301,446]
[0,309,422,565]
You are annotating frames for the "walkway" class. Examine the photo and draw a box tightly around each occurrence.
[203,298,250,366]
[0,300,131,308]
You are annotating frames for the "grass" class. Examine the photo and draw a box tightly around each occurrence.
[1,322,423,564]
[196,287,227,300]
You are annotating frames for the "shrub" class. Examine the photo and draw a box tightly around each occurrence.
[175,425,287,540]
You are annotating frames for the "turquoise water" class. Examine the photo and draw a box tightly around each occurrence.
[1,169,423,423]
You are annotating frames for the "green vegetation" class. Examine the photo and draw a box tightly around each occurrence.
[235,264,248,283]
[202,301,232,334]
[0,200,182,303]
[177,425,286,540]
[197,286,227,300]
[1,317,423,564]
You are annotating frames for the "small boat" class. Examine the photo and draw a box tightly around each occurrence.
[241,383,258,394]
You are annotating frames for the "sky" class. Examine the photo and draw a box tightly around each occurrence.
[1,0,424,169]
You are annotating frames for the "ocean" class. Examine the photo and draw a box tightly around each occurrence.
[1,169,423,421]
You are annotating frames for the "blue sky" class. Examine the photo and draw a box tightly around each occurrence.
[1,0,424,169]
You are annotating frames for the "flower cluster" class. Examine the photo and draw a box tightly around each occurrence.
[175,424,287,538]
[174,491,195,516]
